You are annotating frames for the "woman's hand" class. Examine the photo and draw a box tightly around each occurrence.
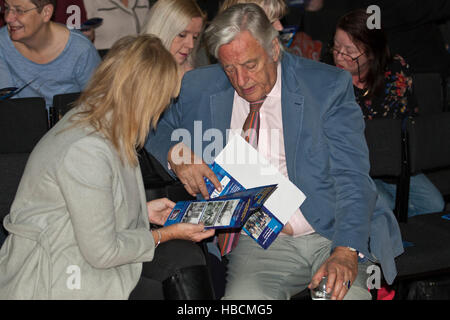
[169,223,215,242]
[152,223,215,247]
[147,198,175,226]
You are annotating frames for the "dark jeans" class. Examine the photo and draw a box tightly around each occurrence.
[129,239,207,300]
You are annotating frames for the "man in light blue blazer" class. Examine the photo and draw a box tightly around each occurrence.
[146,3,404,300]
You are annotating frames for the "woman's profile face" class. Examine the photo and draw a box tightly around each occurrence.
[169,16,203,66]
[332,28,369,77]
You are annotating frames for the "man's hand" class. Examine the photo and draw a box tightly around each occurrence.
[168,143,222,199]
[308,246,358,300]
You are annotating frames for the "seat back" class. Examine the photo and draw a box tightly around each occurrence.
[364,118,410,222]
[407,113,450,173]
[0,153,30,219]
[0,97,49,244]
[393,211,450,300]
[138,148,176,189]
[50,92,81,128]
[364,118,403,177]
[413,73,445,115]
[138,148,195,202]
[0,97,48,153]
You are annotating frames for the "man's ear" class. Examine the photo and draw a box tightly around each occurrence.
[41,4,54,22]
[271,38,281,62]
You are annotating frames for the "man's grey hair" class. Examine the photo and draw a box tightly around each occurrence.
[205,3,280,59]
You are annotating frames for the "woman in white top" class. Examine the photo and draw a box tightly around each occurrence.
[84,0,150,51]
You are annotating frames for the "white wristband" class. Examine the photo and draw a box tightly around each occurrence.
[154,229,161,249]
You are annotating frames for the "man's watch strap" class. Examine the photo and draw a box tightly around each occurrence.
[347,247,358,254]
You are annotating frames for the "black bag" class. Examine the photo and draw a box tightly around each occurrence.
[396,275,450,300]
[137,148,195,202]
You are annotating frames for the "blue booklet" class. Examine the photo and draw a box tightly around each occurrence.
[165,184,278,233]
[205,162,285,249]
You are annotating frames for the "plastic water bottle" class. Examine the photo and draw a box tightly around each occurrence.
[310,276,332,300]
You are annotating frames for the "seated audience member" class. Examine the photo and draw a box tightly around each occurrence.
[53,0,87,26]
[0,0,100,110]
[321,0,450,77]
[145,4,404,300]
[0,34,215,300]
[84,0,150,52]
[283,0,328,61]
[52,0,95,42]
[142,0,205,76]
[329,9,445,216]
[219,0,287,31]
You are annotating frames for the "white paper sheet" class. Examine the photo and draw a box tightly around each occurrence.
[214,134,306,224]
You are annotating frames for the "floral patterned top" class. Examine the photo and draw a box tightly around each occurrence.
[354,55,418,120]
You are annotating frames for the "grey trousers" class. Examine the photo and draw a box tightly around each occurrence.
[222,233,373,300]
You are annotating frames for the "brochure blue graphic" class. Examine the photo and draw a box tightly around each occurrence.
[165,184,278,234]
[205,162,284,249]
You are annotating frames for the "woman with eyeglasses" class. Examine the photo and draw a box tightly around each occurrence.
[328,9,445,217]
[0,0,100,110]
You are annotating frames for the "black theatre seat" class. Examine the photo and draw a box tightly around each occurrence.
[0,97,49,246]
[394,212,450,299]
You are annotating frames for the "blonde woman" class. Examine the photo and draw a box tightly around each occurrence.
[142,0,205,75]
[0,35,214,300]
[219,0,287,31]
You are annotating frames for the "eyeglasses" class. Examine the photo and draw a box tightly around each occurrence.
[330,46,365,62]
[2,4,44,17]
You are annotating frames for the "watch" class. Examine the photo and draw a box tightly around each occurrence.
[347,247,358,254]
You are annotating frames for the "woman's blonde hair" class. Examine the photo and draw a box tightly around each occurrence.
[72,34,180,167]
[142,0,205,65]
[219,0,287,22]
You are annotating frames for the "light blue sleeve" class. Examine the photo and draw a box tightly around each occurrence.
[73,40,101,90]
[145,96,184,173]
[0,48,14,89]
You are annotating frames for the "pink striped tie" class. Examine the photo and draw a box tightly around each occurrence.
[217,97,266,256]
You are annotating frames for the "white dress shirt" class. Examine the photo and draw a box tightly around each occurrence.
[229,63,315,237]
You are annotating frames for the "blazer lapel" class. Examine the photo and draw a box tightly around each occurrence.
[281,55,305,182]
[210,86,235,143]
